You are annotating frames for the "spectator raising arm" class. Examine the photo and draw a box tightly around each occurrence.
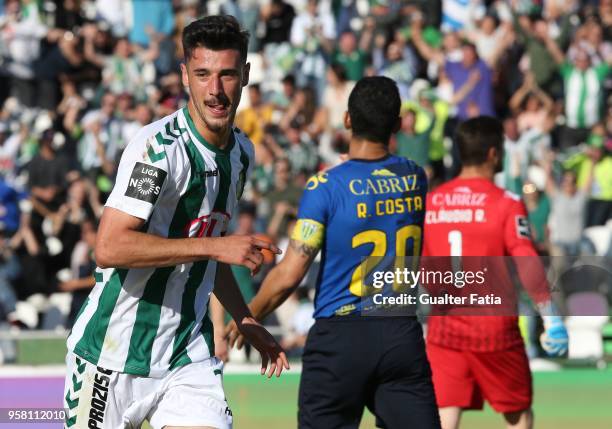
[82,23,106,68]
[544,34,566,65]
[544,152,559,197]
[451,69,481,105]
[509,72,554,115]
[411,16,445,67]
[484,28,515,68]
[359,17,376,52]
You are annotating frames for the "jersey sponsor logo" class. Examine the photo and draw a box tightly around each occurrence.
[88,367,112,429]
[335,303,356,316]
[515,215,531,239]
[125,162,166,204]
[431,192,487,207]
[184,211,230,238]
[349,174,418,196]
[371,168,396,177]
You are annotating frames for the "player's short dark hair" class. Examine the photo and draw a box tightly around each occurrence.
[182,15,249,63]
[348,76,401,144]
[455,116,504,166]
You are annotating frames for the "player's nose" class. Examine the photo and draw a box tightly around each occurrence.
[208,75,222,96]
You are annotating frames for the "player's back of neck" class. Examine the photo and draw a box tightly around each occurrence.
[458,165,495,182]
[348,138,389,161]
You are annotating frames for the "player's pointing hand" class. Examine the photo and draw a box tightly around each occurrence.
[210,235,281,274]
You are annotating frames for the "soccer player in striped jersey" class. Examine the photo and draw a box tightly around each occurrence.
[63,16,288,429]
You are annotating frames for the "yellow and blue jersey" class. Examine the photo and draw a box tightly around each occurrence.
[293,155,427,318]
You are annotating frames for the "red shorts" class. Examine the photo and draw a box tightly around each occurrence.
[426,342,532,413]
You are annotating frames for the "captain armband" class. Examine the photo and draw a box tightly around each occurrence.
[290,219,325,250]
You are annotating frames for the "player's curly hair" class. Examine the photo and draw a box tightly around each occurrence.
[348,76,401,144]
[182,15,249,63]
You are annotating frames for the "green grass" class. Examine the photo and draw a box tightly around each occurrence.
[16,338,67,364]
[12,339,611,428]
[216,368,612,429]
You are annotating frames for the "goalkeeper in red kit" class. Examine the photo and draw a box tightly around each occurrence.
[422,117,568,429]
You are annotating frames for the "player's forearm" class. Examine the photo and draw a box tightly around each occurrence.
[71,276,96,290]
[95,229,223,269]
[213,263,253,324]
[209,294,226,337]
[249,264,301,321]
[512,253,551,304]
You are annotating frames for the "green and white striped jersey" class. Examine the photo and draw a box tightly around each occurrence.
[561,62,609,129]
[67,107,254,378]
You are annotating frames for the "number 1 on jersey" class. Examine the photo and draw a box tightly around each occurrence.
[448,230,463,274]
[448,230,462,256]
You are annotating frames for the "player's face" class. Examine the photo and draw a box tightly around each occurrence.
[182,47,249,134]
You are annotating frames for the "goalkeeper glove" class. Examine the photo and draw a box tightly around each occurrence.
[540,315,569,357]
[537,301,568,357]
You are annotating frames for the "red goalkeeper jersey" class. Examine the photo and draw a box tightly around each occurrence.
[423,177,550,352]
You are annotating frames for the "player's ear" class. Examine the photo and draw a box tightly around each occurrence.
[242,62,250,87]
[488,146,500,164]
[343,111,352,130]
[180,62,189,88]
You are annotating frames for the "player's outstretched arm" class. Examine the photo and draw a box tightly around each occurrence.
[95,207,280,270]
[214,262,289,377]
[251,239,318,319]
[504,201,568,357]
[226,238,319,349]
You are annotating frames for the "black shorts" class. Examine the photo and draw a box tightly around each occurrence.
[298,316,441,429]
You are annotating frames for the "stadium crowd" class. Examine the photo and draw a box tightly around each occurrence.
[0,0,610,359]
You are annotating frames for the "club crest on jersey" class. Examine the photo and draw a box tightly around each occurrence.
[125,162,166,204]
[300,221,318,240]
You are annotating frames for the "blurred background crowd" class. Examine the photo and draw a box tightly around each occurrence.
[0,0,610,362]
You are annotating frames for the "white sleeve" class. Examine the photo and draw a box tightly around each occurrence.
[105,130,171,221]
[320,13,336,40]
[290,16,306,46]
